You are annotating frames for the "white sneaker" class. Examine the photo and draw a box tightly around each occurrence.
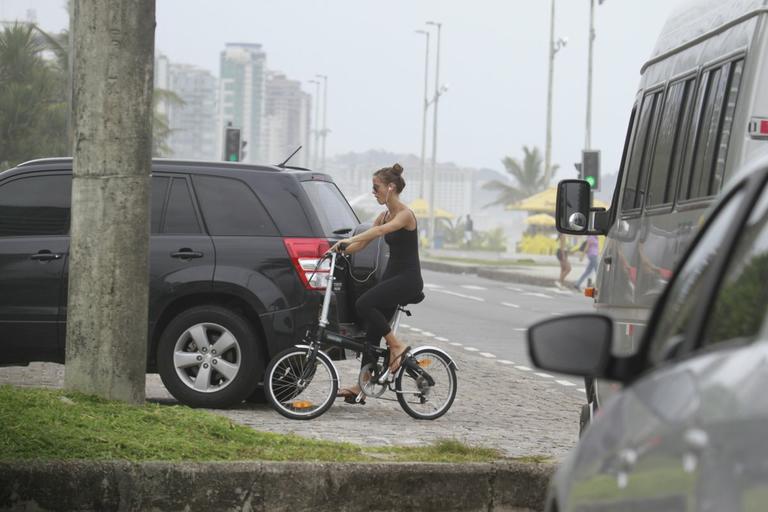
[554,281,564,289]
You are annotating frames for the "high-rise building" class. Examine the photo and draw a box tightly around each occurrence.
[218,43,267,163]
[263,72,312,167]
[155,54,218,160]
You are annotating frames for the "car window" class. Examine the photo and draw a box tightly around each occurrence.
[0,175,71,236]
[164,177,201,234]
[192,175,278,236]
[704,188,768,346]
[301,181,358,237]
[151,176,170,234]
[647,186,746,365]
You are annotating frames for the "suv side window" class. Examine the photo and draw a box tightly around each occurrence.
[164,177,201,234]
[0,175,71,236]
[192,175,278,236]
[151,176,170,234]
[647,186,746,365]
[704,187,768,346]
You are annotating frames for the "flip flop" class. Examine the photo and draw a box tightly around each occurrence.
[388,345,411,374]
[336,388,365,405]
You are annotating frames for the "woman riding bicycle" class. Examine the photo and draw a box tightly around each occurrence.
[329,163,423,403]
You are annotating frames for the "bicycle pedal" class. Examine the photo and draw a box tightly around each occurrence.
[377,369,392,384]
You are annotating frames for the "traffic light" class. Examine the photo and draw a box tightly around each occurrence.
[581,150,600,190]
[224,128,241,162]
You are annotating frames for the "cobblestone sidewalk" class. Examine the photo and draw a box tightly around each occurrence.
[0,332,582,458]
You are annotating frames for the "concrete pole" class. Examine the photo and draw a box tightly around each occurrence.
[416,30,430,199]
[585,0,595,149]
[65,0,155,405]
[316,74,328,171]
[427,21,442,250]
[308,79,320,169]
[545,0,555,184]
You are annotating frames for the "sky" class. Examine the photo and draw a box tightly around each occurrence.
[1,0,687,182]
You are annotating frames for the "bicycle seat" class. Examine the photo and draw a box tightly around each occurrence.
[400,291,425,306]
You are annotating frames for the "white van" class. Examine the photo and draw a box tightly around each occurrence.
[556,0,768,430]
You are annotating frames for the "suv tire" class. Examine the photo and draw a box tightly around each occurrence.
[157,305,261,408]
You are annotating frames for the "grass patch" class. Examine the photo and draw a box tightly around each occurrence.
[0,386,507,463]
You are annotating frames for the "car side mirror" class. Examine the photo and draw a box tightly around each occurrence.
[527,314,613,377]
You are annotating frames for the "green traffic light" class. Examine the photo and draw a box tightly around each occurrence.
[585,176,596,188]
[228,154,238,162]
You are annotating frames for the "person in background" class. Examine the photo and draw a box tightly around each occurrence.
[574,235,599,291]
[554,232,571,289]
[464,214,474,248]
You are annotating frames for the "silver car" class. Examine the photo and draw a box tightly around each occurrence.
[529,162,768,511]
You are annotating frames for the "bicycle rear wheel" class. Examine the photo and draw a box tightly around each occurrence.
[396,347,457,420]
[265,347,338,420]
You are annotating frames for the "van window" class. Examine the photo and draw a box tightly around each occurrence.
[647,78,695,207]
[622,91,662,212]
[0,175,71,236]
[680,59,744,201]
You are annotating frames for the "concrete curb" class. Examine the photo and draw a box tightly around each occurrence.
[421,259,569,288]
[0,460,554,511]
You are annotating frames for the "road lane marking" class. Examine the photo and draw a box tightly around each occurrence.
[501,302,520,309]
[513,328,527,332]
[435,336,449,342]
[424,283,443,289]
[555,380,577,387]
[499,360,515,365]
[523,292,551,299]
[421,331,436,337]
[464,347,479,352]
[409,327,423,332]
[515,365,532,371]
[461,285,487,290]
[400,323,410,329]
[577,388,586,393]
[449,342,462,346]
[534,372,553,379]
[433,289,485,302]
[506,286,523,292]
[479,352,496,358]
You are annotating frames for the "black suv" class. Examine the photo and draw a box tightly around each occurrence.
[0,158,382,408]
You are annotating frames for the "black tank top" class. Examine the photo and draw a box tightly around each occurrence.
[384,214,421,276]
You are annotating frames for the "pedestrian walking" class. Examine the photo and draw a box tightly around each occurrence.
[464,214,474,247]
[554,233,571,289]
[574,235,599,291]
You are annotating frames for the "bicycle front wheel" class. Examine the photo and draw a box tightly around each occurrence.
[396,348,457,420]
[265,347,338,420]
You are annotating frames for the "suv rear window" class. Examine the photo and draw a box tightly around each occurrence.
[301,181,358,236]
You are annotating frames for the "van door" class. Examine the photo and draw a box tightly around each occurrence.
[0,174,71,363]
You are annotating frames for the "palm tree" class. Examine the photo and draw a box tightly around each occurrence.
[0,23,68,168]
[483,145,555,208]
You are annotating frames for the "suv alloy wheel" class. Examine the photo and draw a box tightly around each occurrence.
[157,305,261,408]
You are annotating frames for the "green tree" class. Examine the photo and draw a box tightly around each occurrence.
[0,23,68,168]
[483,145,554,208]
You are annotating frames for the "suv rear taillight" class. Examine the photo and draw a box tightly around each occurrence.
[283,238,332,290]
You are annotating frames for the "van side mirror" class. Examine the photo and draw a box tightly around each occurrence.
[556,180,590,234]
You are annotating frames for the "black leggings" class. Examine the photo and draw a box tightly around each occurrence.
[355,271,422,367]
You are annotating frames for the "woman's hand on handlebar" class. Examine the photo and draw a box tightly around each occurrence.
[329,239,351,254]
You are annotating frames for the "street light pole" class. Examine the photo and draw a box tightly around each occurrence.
[415,29,430,199]
[316,74,328,171]
[585,0,595,149]
[308,79,320,169]
[544,0,566,184]
[426,20,442,250]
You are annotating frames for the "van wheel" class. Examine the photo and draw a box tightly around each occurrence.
[157,305,261,408]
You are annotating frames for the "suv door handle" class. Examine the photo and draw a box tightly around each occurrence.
[171,249,204,259]
[30,251,63,262]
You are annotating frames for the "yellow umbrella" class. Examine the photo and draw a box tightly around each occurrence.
[408,197,455,219]
[524,213,556,226]
[506,187,609,213]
